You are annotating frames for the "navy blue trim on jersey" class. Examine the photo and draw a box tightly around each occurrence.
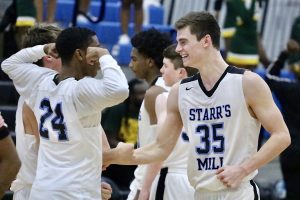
[181,66,246,97]
[150,76,160,86]
[227,65,246,75]
[198,66,231,97]
[155,167,168,200]
[250,180,259,200]
[53,74,60,85]
[181,72,199,84]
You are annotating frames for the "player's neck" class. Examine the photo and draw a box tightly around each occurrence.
[145,69,160,85]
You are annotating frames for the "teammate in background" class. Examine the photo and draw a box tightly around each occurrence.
[0,114,21,198]
[9,24,114,200]
[10,24,61,200]
[126,28,172,200]
[138,44,197,200]
[106,11,291,199]
[2,27,129,199]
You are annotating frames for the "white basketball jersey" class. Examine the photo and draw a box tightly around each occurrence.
[133,77,169,188]
[10,96,38,193]
[178,66,261,191]
[31,76,103,197]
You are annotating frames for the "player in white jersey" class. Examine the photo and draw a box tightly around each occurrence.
[105,11,291,200]
[138,44,198,200]
[2,27,129,200]
[10,24,61,200]
[126,28,172,200]
[9,25,114,200]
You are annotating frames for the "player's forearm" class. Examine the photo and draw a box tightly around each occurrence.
[100,55,129,103]
[141,162,163,192]
[1,45,45,76]
[240,130,290,175]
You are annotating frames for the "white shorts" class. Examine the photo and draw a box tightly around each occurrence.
[149,168,195,200]
[13,187,31,200]
[195,180,260,200]
[127,179,141,200]
[29,188,101,200]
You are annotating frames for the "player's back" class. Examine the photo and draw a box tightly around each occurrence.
[30,75,102,199]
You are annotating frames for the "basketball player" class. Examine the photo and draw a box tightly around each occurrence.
[138,44,197,200]
[126,28,172,200]
[9,24,114,200]
[106,11,291,200]
[0,114,20,198]
[2,27,129,199]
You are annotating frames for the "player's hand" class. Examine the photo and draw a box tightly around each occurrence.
[86,47,109,66]
[215,165,248,188]
[44,43,59,58]
[101,182,112,200]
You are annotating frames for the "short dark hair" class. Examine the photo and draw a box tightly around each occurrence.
[55,27,96,62]
[163,44,198,77]
[22,24,62,66]
[131,28,173,69]
[175,11,221,49]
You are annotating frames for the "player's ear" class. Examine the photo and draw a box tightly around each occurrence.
[202,34,211,48]
[42,55,52,65]
[178,68,187,78]
[147,57,154,68]
[74,49,84,61]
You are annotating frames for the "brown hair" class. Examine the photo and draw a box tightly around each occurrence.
[175,11,221,49]
[163,44,198,77]
[22,24,62,66]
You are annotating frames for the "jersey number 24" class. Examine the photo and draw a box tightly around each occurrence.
[39,98,68,141]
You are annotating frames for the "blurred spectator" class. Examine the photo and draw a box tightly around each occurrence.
[34,0,57,23]
[102,78,147,148]
[265,40,300,200]
[287,16,300,66]
[118,0,143,45]
[77,0,97,22]
[0,0,36,59]
[0,114,21,198]
[101,78,148,190]
[215,0,270,69]
[214,0,238,53]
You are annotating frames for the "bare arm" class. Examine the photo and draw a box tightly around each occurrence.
[217,71,290,187]
[106,84,183,165]
[23,102,40,145]
[139,93,167,200]
[0,116,21,198]
[241,71,290,172]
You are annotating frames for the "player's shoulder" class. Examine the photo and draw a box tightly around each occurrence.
[146,84,166,97]
[180,72,199,85]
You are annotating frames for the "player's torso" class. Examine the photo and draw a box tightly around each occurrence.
[178,67,260,191]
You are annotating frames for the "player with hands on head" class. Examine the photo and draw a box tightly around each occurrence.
[2,26,129,200]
